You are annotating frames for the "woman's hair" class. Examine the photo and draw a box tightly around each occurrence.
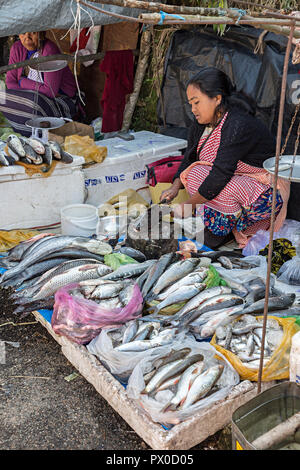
[187,67,256,124]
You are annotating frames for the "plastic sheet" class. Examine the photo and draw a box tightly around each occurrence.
[51,282,143,345]
[64,135,107,164]
[126,336,239,426]
[0,229,40,252]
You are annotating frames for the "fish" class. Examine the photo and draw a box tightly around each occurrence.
[48,140,62,160]
[3,233,55,262]
[151,283,206,315]
[136,264,153,290]
[27,138,45,155]
[27,264,106,301]
[171,286,232,322]
[180,364,224,410]
[89,282,126,300]
[0,236,112,282]
[101,260,155,281]
[155,374,182,392]
[7,135,25,158]
[240,293,296,315]
[150,258,200,296]
[60,150,73,164]
[119,283,136,306]
[96,297,122,310]
[114,331,175,352]
[42,143,53,166]
[40,248,105,263]
[142,253,177,299]
[197,305,243,338]
[12,296,55,317]
[154,269,209,301]
[132,323,154,341]
[161,361,205,412]
[118,246,147,262]
[145,348,192,381]
[22,140,42,164]
[218,256,233,270]
[122,320,139,344]
[176,293,244,329]
[0,151,10,166]
[142,353,204,395]
[214,271,248,297]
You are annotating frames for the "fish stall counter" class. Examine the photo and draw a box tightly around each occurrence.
[84,131,187,206]
[0,155,85,230]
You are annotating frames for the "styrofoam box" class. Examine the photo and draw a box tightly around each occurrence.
[84,131,187,206]
[0,155,85,230]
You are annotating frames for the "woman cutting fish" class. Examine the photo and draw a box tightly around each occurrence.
[0,31,79,136]
[161,67,290,250]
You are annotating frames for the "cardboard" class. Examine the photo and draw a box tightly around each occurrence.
[149,183,188,205]
[48,121,95,145]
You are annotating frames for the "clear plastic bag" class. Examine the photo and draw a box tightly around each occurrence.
[51,282,143,345]
[242,219,300,257]
[126,336,240,426]
[277,228,300,286]
[87,328,187,384]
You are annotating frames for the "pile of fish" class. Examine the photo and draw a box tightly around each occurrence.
[215,314,284,370]
[0,234,115,315]
[0,134,73,169]
[140,347,224,412]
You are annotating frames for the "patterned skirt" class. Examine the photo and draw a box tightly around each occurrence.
[204,187,283,236]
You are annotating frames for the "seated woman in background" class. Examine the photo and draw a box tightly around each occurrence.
[0,31,80,136]
[161,67,290,249]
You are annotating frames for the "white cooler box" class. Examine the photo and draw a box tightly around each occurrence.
[0,155,85,230]
[83,131,187,205]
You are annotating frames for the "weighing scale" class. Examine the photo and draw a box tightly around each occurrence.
[24,59,72,142]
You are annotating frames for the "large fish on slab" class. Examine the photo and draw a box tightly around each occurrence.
[7,134,25,158]
[150,258,200,297]
[239,293,296,315]
[179,364,224,410]
[0,236,112,282]
[142,353,204,395]
[101,260,156,281]
[25,264,109,301]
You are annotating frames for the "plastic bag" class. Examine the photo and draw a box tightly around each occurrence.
[242,219,300,257]
[126,336,240,426]
[51,282,143,345]
[64,135,107,163]
[87,328,187,384]
[211,316,300,382]
[0,229,40,252]
[277,257,300,285]
[104,253,137,270]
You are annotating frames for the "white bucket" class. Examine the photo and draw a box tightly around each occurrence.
[61,204,99,237]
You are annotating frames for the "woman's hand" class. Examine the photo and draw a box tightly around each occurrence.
[160,178,183,203]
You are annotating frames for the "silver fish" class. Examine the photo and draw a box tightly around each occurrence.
[119,283,136,306]
[151,283,206,315]
[48,140,62,160]
[27,138,45,155]
[114,333,174,352]
[60,150,74,164]
[162,361,205,412]
[150,348,192,375]
[30,264,104,301]
[241,294,296,314]
[97,297,122,310]
[198,305,242,338]
[22,141,42,164]
[180,364,224,410]
[0,236,112,283]
[7,134,25,157]
[142,353,204,395]
[172,286,232,322]
[151,259,200,296]
[101,260,155,281]
[90,282,125,300]
[154,269,209,300]
[143,253,176,299]
[218,256,233,270]
[42,143,53,166]
[132,324,154,341]
[122,320,139,344]
[0,151,10,166]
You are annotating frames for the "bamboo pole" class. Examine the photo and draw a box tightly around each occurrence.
[257,22,296,395]
[0,50,139,75]
[121,29,151,132]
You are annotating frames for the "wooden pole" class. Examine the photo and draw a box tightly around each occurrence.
[0,50,139,75]
[121,29,152,132]
[257,22,296,394]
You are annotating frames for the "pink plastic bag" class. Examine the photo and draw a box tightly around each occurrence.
[51,283,143,344]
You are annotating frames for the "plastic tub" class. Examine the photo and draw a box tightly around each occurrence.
[61,204,98,237]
